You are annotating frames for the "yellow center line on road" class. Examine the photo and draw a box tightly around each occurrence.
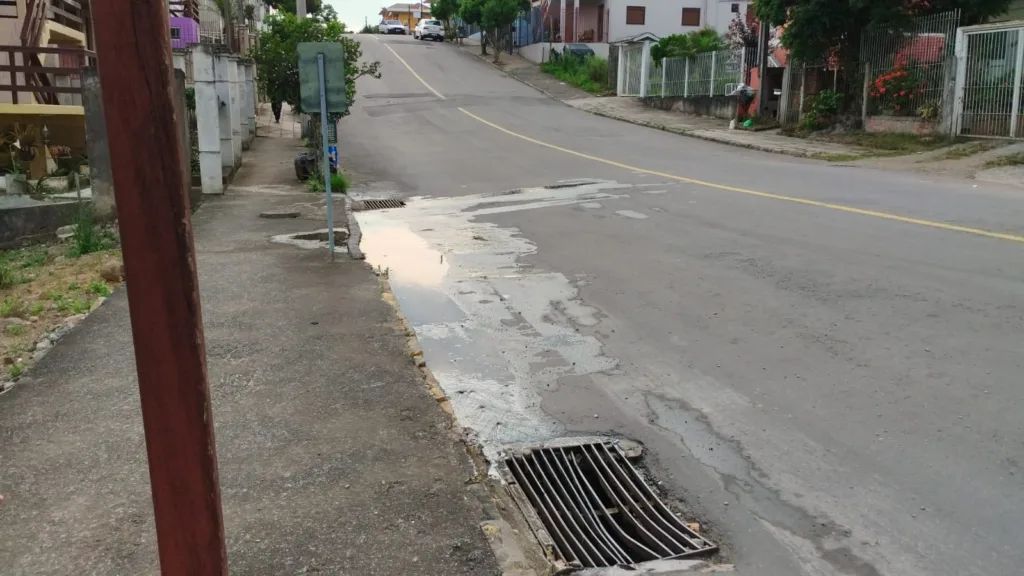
[375,36,1024,244]
[378,40,447,100]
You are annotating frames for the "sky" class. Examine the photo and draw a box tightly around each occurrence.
[326,0,392,31]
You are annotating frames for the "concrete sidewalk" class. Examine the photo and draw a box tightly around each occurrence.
[0,107,504,575]
[565,97,869,159]
[455,41,593,101]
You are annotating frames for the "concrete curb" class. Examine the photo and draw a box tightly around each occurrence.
[575,107,864,161]
[344,195,365,260]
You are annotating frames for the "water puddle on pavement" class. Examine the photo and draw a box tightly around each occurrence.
[355,182,627,466]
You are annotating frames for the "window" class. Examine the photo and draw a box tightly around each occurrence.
[731,3,740,13]
[625,6,645,25]
[170,27,181,40]
[682,8,701,26]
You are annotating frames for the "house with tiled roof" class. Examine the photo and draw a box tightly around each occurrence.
[379,3,432,31]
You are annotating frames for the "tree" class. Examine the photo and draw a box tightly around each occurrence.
[433,0,462,43]
[755,0,1012,65]
[250,13,381,117]
[461,0,486,55]
[650,28,726,61]
[482,0,519,63]
[726,14,758,50]
[263,0,324,15]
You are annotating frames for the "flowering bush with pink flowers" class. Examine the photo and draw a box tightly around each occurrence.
[869,56,927,116]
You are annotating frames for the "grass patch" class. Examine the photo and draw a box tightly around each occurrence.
[813,132,963,155]
[540,55,610,95]
[809,152,866,162]
[307,169,349,194]
[934,140,997,161]
[982,151,1024,169]
[88,281,112,297]
[0,297,25,318]
[307,169,325,194]
[9,363,22,380]
[1,239,122,379]
[67,204,117,258]
[0,263,20,289]
[330,172,349,194]
[781,127,964,159]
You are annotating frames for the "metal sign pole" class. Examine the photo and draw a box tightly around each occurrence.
[317,53,334,261]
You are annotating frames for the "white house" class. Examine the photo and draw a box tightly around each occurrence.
[521,0,750,62]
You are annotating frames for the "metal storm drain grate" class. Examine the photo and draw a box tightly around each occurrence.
[353,198,406,211]
[503,441,717,569]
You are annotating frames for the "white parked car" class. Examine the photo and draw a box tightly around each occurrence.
[414,19,444,41]
[378,20,408,34]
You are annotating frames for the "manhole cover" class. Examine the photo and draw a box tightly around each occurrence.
[353,198,406,211]
[502,441,716,569]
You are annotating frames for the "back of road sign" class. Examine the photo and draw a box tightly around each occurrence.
[297,42,347,114]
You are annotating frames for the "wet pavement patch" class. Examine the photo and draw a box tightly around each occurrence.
[501,440,716,571]
[270,228,349,250]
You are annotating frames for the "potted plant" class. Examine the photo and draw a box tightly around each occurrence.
[8,122,37,161]
[0,133,29,195]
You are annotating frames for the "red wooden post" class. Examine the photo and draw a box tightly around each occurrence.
[90,1,228,574]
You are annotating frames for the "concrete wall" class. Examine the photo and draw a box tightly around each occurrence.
[521,41,610,63]
[641,93,739,120]
[0,198,79,248]
[865,116,940,135]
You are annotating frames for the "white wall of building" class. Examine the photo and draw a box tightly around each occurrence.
[606,0,749,42]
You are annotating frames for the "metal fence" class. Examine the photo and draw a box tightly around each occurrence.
[648,48,750,98]
[955,25,1024,138]
[620,45,749,98]
[620,43,644,96]
[860,10,960,119]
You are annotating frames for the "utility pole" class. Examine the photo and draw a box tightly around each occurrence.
[90,1,228,575]
[297,0,306,18]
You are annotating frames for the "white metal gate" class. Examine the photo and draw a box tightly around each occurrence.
[954,24,1024,138]
[620,43,644,96]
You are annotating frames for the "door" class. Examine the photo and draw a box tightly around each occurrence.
[597,4,604,43]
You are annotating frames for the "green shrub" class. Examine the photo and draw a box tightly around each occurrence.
[330,172,349,193]
[0,296,25,318]
[88,281,112,297]
[801,89,843,130]
[0,262,19,289]
[67,203,115,258]
[541,55,610,94]
[307,169,325,194]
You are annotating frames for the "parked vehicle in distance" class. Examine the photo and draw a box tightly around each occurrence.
[414,19,445,41]
[379,20,408,34]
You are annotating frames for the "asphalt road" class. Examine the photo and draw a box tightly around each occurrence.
[342,35,1024,576]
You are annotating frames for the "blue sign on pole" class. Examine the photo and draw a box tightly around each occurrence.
[328,145,338,169]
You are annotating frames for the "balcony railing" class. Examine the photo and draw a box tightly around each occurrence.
[22,0,88,48]
[0,46,96,107]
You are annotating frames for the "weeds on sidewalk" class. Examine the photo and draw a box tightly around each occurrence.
[306,169,349,194]
[541,55,610,95]
[1,227,122,384]
[982,151,1024,169]
[782,125,963,158]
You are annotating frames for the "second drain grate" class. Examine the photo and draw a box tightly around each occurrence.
[503,441,716,569]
